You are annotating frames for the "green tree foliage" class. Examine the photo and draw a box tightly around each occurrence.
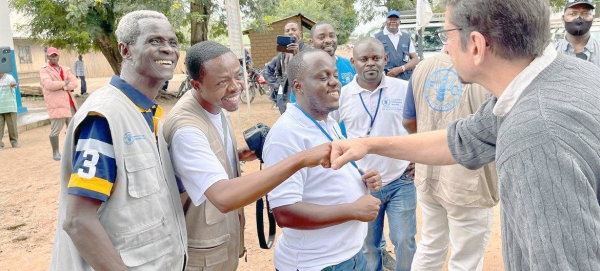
[10,0,186,75]
[265,0,357,44]
[356,0,580,25]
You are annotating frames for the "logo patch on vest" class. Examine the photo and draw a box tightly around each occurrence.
[340,72,354,85]
[123,132,146,145]
[424,68,463,112]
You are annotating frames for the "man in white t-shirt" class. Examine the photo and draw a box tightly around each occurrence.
[264,49,383,271]
[164,41,333,271]
[331,37,416,271]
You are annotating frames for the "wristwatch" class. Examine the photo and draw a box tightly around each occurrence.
[401,65,406,72]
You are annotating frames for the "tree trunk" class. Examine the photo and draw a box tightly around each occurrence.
[190,0,213,46]
[95,33,122,76]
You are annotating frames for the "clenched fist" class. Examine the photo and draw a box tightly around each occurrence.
[352,195,381,222]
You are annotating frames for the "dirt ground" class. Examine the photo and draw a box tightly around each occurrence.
[0,50,504,271]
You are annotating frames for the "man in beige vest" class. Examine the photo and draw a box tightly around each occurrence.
[50,10,187,271]
[402,53,499,270]
[163,41,333,271]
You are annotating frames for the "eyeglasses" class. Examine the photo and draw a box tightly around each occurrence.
[435,28,463,45]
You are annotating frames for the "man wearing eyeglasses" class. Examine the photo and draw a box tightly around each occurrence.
[555,0,599,66]
[329,0,600,270]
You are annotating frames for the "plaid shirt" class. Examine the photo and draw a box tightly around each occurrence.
[74,60,85,77]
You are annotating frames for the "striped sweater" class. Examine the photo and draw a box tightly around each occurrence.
[447,54,600,271]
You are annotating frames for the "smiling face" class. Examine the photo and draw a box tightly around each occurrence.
[192,52,244,114]
[386,16,400,34]
[294,51,341,119]
[127,18,179,83]
[352,40,388,87]
[311,23,338,57]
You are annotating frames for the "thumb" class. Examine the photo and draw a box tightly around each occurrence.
[331,152,352,170]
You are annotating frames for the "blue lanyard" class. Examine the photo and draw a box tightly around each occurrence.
[358,88,383,137]
[293,104,364,175]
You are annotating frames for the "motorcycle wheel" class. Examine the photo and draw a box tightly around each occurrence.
[240,85,256,104]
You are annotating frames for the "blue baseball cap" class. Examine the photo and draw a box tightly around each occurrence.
[387,10,401,19]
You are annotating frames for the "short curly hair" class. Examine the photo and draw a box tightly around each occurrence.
[185,41,232,81]
[116,10,168,45]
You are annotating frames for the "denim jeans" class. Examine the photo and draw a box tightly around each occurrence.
[363,171,417,271]
[275,250,366,271]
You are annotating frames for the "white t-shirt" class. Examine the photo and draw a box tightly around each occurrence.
[170,109,236,206]
[331,75,410,186]
[383,27,416,53]
[264,104,368,271]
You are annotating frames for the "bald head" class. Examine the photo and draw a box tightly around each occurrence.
[353,37,385,58]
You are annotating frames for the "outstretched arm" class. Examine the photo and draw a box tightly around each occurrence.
[330,129,455,170]
[204,143,332,213]
[273,194,381,230]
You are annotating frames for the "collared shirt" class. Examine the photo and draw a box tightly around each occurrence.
[493,45,557,117]
[265,104,367,271]
[555,36,600,67]
[383,27,416,53]
[331,75,410,185]
[67,76,162,201]
[74,60,85,77]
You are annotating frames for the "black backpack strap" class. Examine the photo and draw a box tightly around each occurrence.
[256,196,276,249]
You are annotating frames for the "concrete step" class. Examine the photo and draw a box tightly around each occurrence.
[2,108,50,138]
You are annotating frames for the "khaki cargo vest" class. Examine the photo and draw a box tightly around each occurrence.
[411,53,499,207]
[163,91,244,271]
[50,84,187,271]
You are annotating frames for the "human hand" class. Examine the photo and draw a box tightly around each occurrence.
[361,169,382,192]
[351,195,381,222]
[330,139,369,170]
[287,43,299,55]
[238,146,257,162]
[386,67,401,77]
[10,82,17,88]
[405,162,415,178]
[300,142,332,168]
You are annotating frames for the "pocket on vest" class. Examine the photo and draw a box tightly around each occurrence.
[205,200,227,225]
[187,234,231,268]
[125,153,160,198]
[120,234,173,269]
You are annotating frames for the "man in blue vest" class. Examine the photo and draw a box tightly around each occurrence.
[375,10,420,80]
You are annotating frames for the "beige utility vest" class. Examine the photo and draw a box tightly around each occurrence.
[163,91,244,271]
[411,53,499,207]
[50,84,187,271]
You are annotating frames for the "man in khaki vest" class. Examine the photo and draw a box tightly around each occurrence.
[50,10,187,271]
[163,41,333,271]
[402,53,499,270]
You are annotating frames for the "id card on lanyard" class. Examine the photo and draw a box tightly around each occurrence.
[359,88,383,137]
